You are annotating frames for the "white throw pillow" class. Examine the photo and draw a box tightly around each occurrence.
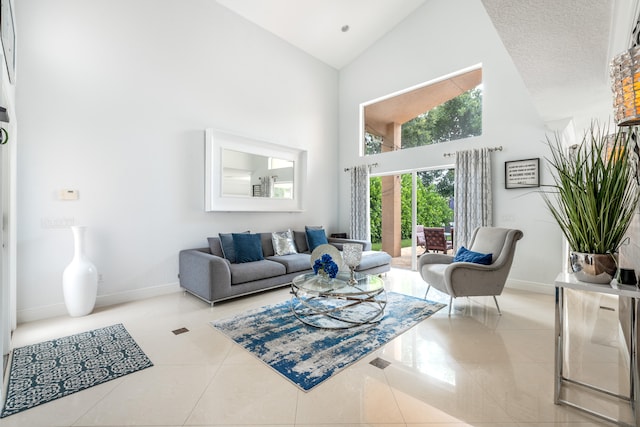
[272,229,298,256]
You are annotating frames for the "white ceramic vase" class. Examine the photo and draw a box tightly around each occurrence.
[62,226,98,317]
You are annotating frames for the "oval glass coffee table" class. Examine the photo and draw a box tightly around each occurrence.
[290,271,386,329]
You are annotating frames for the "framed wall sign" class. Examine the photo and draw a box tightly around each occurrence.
[1,0,15,83]
[505,158,540,189]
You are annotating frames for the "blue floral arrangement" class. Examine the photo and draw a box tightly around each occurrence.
[313,254,339,279]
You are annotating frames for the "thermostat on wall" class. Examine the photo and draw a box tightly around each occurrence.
[60,189,79,200]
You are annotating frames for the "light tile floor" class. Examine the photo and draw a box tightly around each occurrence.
[0,268,634,426]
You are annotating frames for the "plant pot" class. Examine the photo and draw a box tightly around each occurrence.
[569,252,617,284]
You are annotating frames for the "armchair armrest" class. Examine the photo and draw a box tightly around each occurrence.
[447,260,503,272]
[328,237,372,251]
[444,261,510,297]
[418,253,454,270]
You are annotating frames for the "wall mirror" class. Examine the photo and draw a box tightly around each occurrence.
[205,129,307,212]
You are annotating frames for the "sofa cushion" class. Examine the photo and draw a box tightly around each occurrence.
[272,229,298,256]
[355,251,392,271]
[267,253,311,273]
[206,237,224,257]
[293,230,309,253]
[233,233,264,263]
[229,260,286,285]
[306,228,328,252]
[305,225,324,230]
[257,232,275,257]
[218,231,248,263]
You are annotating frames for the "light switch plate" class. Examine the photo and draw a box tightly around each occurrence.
[60,189,79,200]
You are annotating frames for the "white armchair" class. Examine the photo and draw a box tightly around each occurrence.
[418,227,523,315]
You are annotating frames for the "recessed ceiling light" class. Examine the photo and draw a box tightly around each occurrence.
[341,25,350,33]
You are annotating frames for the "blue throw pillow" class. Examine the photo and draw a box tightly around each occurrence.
[306,228,328,252]
[232,233,264,263]
[453,246,492,265]
[218,231,249,263]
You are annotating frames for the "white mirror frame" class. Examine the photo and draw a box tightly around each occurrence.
[205,129,307,212]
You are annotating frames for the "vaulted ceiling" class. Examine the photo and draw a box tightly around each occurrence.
[216,0,638,122]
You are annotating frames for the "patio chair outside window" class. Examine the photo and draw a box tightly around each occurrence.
[424,227,453,253]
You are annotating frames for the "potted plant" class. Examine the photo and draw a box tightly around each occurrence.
[542,121,640,283]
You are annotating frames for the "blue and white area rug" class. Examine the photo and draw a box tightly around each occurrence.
[1,323,153,418]
[210,292,445,391]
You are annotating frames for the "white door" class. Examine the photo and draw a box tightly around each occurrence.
[0,135,13,400]
[0,144,6,398]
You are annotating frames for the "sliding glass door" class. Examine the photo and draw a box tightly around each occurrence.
[372,168,454,271]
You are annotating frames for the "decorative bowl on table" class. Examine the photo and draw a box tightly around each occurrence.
[310,244,342,279]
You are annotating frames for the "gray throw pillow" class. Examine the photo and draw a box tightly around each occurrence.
[271,229,298,256]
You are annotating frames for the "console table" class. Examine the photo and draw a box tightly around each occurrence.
[554,272,639,426]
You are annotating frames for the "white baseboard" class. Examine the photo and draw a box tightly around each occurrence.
[17,282,182,324]
[506,278,554,295]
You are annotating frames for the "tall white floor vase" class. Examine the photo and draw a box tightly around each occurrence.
[62,226,98,317]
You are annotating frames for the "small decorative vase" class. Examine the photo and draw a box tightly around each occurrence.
[62,226,98,317]
[569,251,617,284]
[342,243,362,285]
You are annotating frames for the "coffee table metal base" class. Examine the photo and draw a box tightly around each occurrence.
[290,291,386,329]
[290,272,387,329]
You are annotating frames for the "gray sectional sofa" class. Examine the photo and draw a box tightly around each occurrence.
[179,230,391,305]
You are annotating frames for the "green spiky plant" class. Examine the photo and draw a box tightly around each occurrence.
[542,121,640,255]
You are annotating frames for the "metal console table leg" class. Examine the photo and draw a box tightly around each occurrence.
[553,276,638,426]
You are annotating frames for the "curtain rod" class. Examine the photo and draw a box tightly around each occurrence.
[443,146,503,157]
[344,163,379,172]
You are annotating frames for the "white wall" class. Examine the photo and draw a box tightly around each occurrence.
[338,0,566,286]
[16,0,339,321]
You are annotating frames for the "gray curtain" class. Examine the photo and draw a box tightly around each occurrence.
[454,148,492,250]
[349,165,370,241]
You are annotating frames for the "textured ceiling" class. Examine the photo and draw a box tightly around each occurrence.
[481,0,621,122]
[482,0,612,94]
